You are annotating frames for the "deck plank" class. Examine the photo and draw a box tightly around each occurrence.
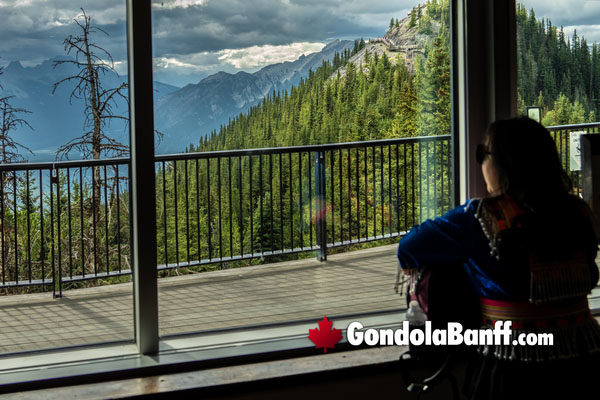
[0,244,401,354]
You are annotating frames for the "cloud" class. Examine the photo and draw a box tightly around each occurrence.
[144,0,412,84]
[154,52,228,72]
[155,57,205,72]
[563,25,600,45]
[1,0,413,75]
[4,0,598,87]
[217,42,326,69]
[150,0,409,56]
[0,0,125,30]
[152,51,229,86]
[520,0,600,26]
[153,0,208,9]
[0,0,127,65]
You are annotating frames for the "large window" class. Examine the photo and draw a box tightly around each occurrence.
[0,0,455,360]
[0,0,457,358]
[516,1,600,193]
[150,0,453,338]
[0,1,134,355]
[0,0,545,392]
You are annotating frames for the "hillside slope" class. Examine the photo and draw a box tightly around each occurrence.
[154,40,354,153]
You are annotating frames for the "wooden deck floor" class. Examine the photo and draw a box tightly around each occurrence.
[0,244,401,354]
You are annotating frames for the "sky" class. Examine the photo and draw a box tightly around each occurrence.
[0,0,599,87]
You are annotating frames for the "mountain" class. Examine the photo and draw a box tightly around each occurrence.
[337,5,441,78]
[154,40,354,153]
[1,40,353,159]
[0,58,179,161]
[197,0,454,154]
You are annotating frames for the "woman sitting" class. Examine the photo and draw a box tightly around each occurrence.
[396,117,600,399]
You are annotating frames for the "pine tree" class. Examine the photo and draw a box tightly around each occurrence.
[0,97,34,164]
[543,93,574,125]
[516,7,599,123]
[397,75,419,137]
[417,29,451,136]
[409,7,417,29]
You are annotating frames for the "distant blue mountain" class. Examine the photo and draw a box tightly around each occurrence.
[1,39,353,160]
[0,58,179,161]
[154,40,354,153]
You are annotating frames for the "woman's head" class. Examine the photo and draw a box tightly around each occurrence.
[481,117,571,206]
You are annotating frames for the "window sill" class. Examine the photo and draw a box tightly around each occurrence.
[2,290,599,396]
[0,311,403,394]
[8,346,406,398]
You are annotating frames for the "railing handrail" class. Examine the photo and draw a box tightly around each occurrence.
[0,135,452,170]
[1,122,597,170]
[0,157,130,172]
[4,122,592,294]
[155,135,452,161]
[546,122,600,131]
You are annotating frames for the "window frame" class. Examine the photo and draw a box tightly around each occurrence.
[4,0,597,393]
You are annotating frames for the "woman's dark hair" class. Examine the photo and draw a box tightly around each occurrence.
[484,117,571,209]
[485,117,596,258]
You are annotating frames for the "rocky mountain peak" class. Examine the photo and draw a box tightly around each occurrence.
[154,39,354,152]
[338,2,442,77]
[5,60,24,72]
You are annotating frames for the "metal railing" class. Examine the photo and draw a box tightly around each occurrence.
[0,159,130,296]
[3,121,594,295]
[0,135,452,294]
[155,135,452,269]
[547,122,600,194]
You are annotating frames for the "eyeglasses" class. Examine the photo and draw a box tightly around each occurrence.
[476,144,492,164]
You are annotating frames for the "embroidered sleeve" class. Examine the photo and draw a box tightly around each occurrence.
[477,195,596,303]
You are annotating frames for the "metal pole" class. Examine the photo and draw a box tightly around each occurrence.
[127,0,159,355]
[314,151,327,261]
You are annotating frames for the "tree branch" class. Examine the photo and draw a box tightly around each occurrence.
[54,8,130,161]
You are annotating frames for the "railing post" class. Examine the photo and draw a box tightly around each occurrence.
[50,167,62,298]
[314,151,327,261]
[581,134,600,234]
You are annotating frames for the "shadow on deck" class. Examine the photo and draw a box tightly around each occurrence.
[0,244,402,354]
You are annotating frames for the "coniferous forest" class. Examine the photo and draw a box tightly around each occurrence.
[155,0,453,271]
[516,4,599,124]
[196,2,600,157]
[196,2,451,152]
[154,0,600,274]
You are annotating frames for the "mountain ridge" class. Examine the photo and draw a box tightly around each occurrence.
[154,39,355,152]
[1,40,356,159]
[1,40,361,159]
[337,5,441,78]
[0,57,180,160]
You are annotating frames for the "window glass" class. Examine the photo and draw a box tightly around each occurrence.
[0,1,133,354]
[152,0,453,337]
[516,0,600,193]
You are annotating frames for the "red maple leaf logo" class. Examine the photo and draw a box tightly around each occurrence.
[308,316,342,353]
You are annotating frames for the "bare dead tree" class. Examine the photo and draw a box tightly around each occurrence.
[0,66,34,163]
[52,8,129,161]
[0,95,34,164]
[52,9,130,275]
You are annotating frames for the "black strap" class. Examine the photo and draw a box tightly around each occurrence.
[399,351,460,399]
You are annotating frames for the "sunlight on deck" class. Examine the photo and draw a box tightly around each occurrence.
[0,245,401,354]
